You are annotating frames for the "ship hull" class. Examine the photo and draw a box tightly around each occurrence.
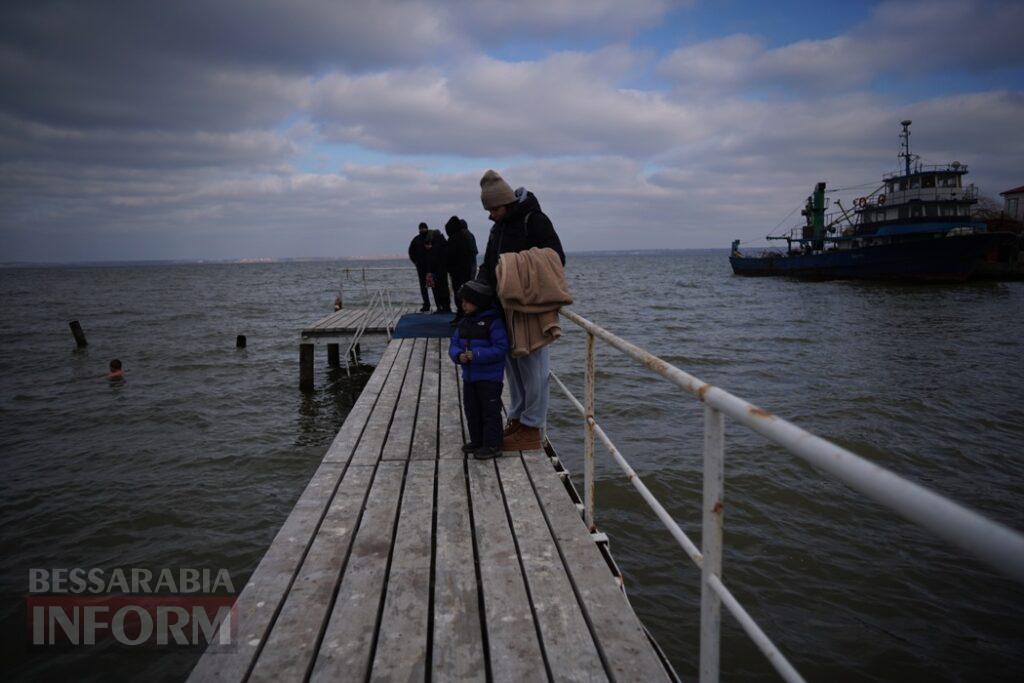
[729,233,1017,282]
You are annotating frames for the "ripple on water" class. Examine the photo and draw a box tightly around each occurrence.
[3,255,1024,681]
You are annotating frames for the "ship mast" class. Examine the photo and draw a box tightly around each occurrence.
[900,119,914,177]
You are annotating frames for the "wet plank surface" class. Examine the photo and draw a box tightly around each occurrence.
[302,305,415,336]
[190,338,670,682]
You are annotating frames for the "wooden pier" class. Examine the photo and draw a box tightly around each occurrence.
[191,336,673,681]
[302,306,412,338]
[299,305,415,390]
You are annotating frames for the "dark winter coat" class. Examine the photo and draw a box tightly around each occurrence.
[420,230,448,275]
[477,189,565,288]
[408,233,429,268]
[448,307,508,383]
[445,221,479,281]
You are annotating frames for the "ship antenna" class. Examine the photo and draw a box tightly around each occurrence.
[900,119,912,176]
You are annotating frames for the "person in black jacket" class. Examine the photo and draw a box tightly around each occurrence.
[476,169,566,452]
[444,215,478,324]
[408,222,431,312]
[476,171,565,289]
[421,229,452,313]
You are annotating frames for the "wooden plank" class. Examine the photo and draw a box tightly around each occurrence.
[410,338,439,461]
[307,309,345,330]
[380,338,425,461]
[310,461,406,682]
[323,339,403,463]
[522,455,669,682]
[191,341,410,681]
[314,308,354,330]
[432,461,486,682]
[370,460,436,680]
[497,457,608,682]
[248,463,376,681]
[439,347,465,459]
[466,459,547,682]
[348,340,415,466]
[188,461,346,682]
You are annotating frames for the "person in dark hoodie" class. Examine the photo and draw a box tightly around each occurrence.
[421,229,452,313]
[408,222,431,312]
[444,215,478,324]
[476,169,565,452]
[449,280,508,459]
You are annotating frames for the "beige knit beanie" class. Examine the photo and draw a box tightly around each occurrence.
[480,169,516,210]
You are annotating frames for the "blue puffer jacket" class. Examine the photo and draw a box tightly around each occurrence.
[448,307,509,383]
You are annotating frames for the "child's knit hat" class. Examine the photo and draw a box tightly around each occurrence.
[459,280,494,309]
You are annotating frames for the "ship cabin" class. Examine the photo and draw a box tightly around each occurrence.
[852,163,978,237]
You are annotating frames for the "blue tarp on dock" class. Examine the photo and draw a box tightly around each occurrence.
[393,312,456,338]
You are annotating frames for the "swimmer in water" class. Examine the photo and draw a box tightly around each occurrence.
[107,359,124,380]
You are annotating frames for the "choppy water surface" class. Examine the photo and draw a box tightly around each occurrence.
[2,253,1022,681]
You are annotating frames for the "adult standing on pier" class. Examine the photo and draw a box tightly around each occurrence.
[422,229,453,314]
[408,222,432,312]
[477,169,566,451]
[445,215,478,324]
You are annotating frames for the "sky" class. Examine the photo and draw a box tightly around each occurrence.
[1,0,1022,262]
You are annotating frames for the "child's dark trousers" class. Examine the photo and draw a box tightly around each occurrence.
[463,380,503,448]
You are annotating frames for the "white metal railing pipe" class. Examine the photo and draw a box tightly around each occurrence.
[706,574,806,683]
[549,371,704,566]
[584,332,596,532]
[560,308,1024,584]
[550,370,804,681]
[699,405,724,682]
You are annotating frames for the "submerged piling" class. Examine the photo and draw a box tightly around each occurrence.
[69,320,88,348]
[236,335,247,349]
[300,343,314,392]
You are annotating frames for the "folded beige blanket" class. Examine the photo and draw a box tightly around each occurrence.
[496,247,573,357]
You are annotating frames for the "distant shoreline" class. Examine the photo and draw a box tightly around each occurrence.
[0,248,728,269]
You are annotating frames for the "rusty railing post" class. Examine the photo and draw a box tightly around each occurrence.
[700,404,724,682]
[584,331,596,532]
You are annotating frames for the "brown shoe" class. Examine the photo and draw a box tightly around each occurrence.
[502,425,542,452]
[502,418,522,437]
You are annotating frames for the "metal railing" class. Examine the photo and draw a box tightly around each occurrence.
[340,287,395,376]
[550,308,1024,683]
[337,266,409,310]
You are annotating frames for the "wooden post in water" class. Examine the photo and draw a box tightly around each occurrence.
[327,343,340,367]
[236,335,246,349]
[69,320,88,348]
[300,343,314,391]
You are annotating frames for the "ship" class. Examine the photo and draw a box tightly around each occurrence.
[729,121,1018,281]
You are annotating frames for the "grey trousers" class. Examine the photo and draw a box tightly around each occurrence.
[506,345,550,429]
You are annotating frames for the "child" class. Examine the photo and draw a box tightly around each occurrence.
[449,280,509,459]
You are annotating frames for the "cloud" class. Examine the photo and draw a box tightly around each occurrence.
[309,48,703,158]
[660,0,1024,94]
[1,0,1022,263]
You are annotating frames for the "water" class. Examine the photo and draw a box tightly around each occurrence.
[2,253,1022,681]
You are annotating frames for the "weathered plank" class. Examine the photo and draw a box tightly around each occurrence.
[188,461,347,682]
[432,459,486,682]
[439,349,465,458]
[310,461,406,682]
[466,459,547,682]
[380,338,426,461]
[370,460,436,680]
[523,455,669,681]
[248,463,377,681]
[348,340,415,466]
[323,338,402,463]
[498,456,608,682]
[411,338,440,461]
